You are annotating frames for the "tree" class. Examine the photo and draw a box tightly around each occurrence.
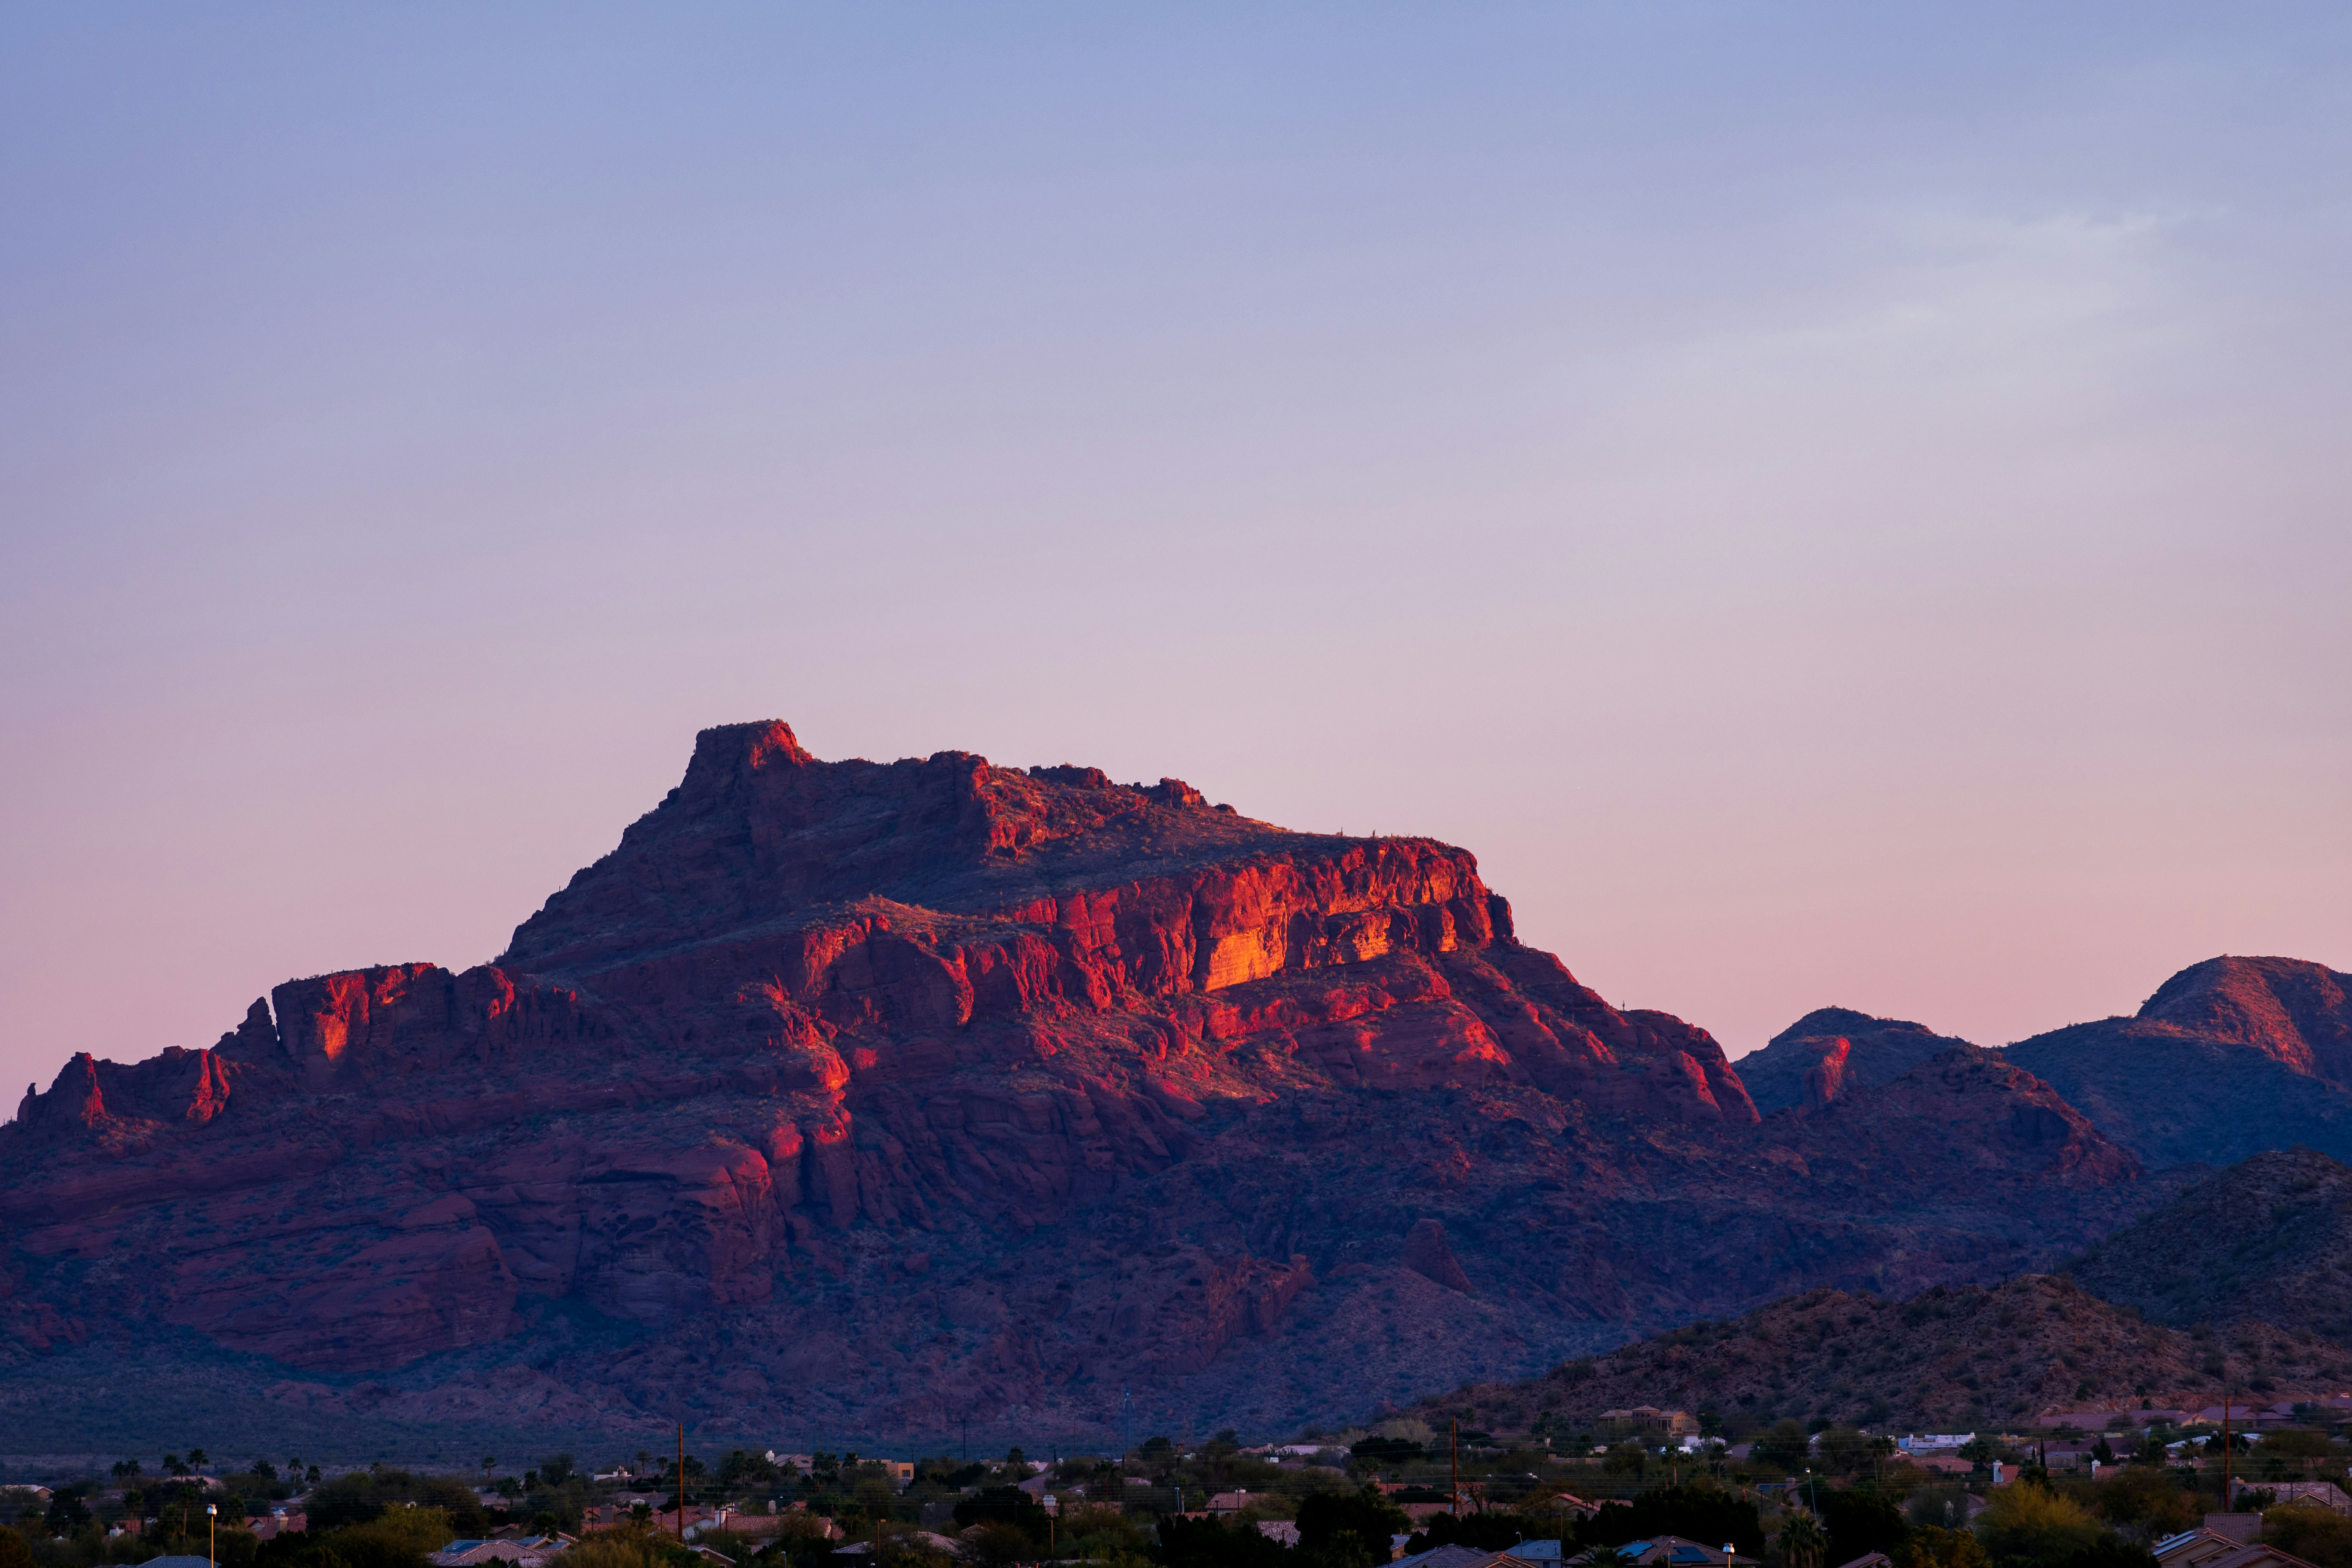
[1777,1510,1828,1568]
[1157,1514,1293,1568]
[540,1455,575,1487]
[2093,1468,2198,1537]
[2264,1504,2352,1568]
[1819,1489,1908,1565]
[1974,1482,2101,1567]
[1581,1485,1765,1558]
[1297,1486,1409,1568]
[963,1522,1036,1568]
[1752,1422,1813,1473]
[1816,1429,1891,1478]
[1898,1525,1988,1568]
[950,1486,1047,1542]
[0,1528,33,1568]
[2061,1543,2159,1568]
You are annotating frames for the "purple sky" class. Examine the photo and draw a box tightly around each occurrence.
[5,5,2349,1101]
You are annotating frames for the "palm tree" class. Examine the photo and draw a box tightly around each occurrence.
[1778,1509,1829,1568]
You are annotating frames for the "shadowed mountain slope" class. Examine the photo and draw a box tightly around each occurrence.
[2068,1147,2352,1339]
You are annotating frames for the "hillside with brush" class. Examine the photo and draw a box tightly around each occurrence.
[1395,1274,2342,1435]
[2069,1147,2352,1339]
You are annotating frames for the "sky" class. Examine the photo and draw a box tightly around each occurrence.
[4,4,2349,1102]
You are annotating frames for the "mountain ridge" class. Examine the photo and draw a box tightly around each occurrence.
[0,722,2273,1451]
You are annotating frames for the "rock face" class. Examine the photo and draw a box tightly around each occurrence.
[2067,1148,2352,1339]
[1736,1007,1976,1116]
[0,721,2168,1448]
[2004,957,2352,1169]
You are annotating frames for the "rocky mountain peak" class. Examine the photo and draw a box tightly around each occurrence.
[2137,956,2352,1081]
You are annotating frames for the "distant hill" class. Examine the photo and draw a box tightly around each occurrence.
[2068,1147,2352,1339]
[2005,957,2352,1168]
[1396,1273,2337,1437]
[1738,1009,1977,1116]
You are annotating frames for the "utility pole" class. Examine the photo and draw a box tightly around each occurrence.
[2222,1387,2233,1511]
[1451,1421,1460,1516]
[678,1423,687,1542]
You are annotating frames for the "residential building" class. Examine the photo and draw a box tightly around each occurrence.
[1598,1408,1702,1438]
[1392,1547,1527,1568]
[1609,1535,1759,1568]
[2238,1483,2352,1515]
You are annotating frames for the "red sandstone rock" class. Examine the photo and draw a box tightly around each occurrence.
[0,720,2167,1441]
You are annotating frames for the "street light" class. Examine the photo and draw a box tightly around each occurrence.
[207,1503,218,1568]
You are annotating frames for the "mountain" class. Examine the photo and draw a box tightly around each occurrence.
[1736,1009,1977,1116]
[2067,1147,2352,1339]
[0,721,2165,1455]
[1399,1273,2339,1438]
[2004,957,2352,1168]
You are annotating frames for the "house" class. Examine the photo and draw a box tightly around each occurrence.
[1610,1535,1759,1568]
[1531,1495,1600,1522]
[430,1537,564,1568]
[1505,1542,1567,1563]
[2204,1518,2264,1545]
[1598,1408,1701,1438]
[1393,1547,1529,1568]
[1207,1491,1258,1515]
[133,1557,217,1568]
[2239,1482,2352,1515]
[1833,1555,1895,1568]
[247,1510,307,1541]
[2151,1534,2322,1568]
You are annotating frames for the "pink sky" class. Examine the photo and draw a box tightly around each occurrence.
[4,6,2349,1098]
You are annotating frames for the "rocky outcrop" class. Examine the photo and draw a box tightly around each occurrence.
[0,720,2167,1446]
[1737,1007,1976,1116]
[1402,1219,1474,1294]
[2005,957,2352,1168]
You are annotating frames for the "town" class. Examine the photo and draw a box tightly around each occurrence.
[7,1396,2352,1568]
